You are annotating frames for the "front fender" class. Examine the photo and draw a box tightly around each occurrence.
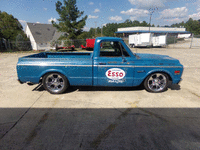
[134,68,174,86]
[145,69,173,81]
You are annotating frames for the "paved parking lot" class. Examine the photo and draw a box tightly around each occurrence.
[0,48,200,149]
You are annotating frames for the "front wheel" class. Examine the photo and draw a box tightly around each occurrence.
[144,73,169,93]
[42,72,69,94]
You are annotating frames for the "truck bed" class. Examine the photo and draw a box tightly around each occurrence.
[17,52,93,85]
[24,52,92,59]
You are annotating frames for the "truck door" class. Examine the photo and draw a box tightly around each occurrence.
[94,41,134,86]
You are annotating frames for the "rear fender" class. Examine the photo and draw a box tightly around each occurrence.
[40,69,69,83]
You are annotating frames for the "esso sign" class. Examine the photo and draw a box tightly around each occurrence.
[106,68,125,80]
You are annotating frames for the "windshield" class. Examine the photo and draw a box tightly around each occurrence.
[122,40,138,57]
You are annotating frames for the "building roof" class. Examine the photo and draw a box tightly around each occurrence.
[27,23,64,43]
[115,26,190,34]
[115,30,191,34]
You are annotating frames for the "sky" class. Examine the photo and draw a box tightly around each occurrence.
[1,0,200,31]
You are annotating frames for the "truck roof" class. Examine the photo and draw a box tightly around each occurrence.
[96,37,122,41]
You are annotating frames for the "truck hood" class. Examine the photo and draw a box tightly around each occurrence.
[136,53,177,61]
[135,53,181,65]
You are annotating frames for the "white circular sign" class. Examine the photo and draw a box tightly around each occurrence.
[106,68,126,80]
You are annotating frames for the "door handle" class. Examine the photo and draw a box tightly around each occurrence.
[122,58,127,62]
[99,62,106,65]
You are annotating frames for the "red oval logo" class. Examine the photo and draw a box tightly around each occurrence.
[106,68,125,80]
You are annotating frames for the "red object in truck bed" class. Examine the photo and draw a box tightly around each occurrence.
[81,45,87,49]
[81,39,95,49]
[86,39,95,48]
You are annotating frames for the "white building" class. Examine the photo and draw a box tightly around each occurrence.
[25,23,64,50]
[116,26,191,37]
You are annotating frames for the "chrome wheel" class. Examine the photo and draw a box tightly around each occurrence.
[145,73,168,93]
[43,73,68,94]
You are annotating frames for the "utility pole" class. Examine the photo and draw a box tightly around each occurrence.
[101,24,103,37]
[94,22,97,37]
[148,7,158,33]
[101,24,104,37]
[149,13,152,32]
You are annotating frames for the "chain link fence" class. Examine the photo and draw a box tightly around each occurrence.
[54,39,86,48]
[0,39,32,52]
[1,36,200,52]
[165,35,200,48]
[123,35,200,49]
[190,35,200,48]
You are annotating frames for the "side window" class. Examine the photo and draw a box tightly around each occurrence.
[100,41,122,57]
[100,41,130,57]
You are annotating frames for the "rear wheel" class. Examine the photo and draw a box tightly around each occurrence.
[144,73,168,93]
[42,72,68,94]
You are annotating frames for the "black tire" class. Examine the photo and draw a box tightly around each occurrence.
[144,73,169,93]
[42,72,69,94]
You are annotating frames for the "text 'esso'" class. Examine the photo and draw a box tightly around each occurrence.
[106,68,125,80]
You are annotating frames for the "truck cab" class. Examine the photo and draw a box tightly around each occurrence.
[93,37,135,87]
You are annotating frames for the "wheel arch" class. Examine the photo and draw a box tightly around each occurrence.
[142,70,172,93]
[40,69,70,85]
[143,69,173,84]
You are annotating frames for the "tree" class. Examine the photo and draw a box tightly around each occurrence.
[15,34,32,51]
[141,21,148,27]
[184,18,200,35]
[52,0,87,40]
[0,11,23,41]
[171,18,200,35]
[50,40,61,51]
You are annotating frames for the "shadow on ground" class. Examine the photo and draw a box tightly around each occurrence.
[31,83,180,94]
[32,83,145,94]
[0,108,200,150]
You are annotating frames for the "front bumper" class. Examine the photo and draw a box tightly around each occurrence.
[177,78,182,84]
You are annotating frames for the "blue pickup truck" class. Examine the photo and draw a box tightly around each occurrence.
[17,37,183,94]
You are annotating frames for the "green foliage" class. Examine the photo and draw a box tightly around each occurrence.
[50,40,61,50]
[0,11,23,40]
[0,11,31,51]
[77,31,89,39]
[52,40,62,46]
[185,18,200,35]
[171,21,185,28]
[15,34,32,51]
[171,18,200,35]
[53,0,87,40]
[64,40,72,47]
[84,19,150,38]
[103,23,118,37]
